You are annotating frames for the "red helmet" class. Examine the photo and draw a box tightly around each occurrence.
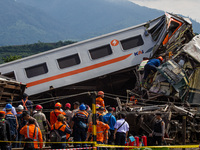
[98,91,104,96]
[55,102,62,108]
[158,56,163,62]
[35,105,43,110]
[65,103,71,109]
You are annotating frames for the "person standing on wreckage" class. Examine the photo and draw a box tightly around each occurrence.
[150,113,165,145]
[142,56,163,86]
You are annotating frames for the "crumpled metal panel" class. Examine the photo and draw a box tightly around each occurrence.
[157,60,189,92]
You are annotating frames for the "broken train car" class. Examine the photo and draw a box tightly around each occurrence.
[141,34,200,104]
[0,13,194,101]
[121,34,200,144]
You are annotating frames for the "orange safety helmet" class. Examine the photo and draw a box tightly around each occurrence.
[157,56,163,62]
[98,91,104,96]
[55,102,62,108]
[65,103,71,109]
[35,105,43,110]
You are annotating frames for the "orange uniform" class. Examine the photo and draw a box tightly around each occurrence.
[96,97,105,109]
[20,124,43,149]
[88,120,110,143]
[51,121,71,142]
[50,109,66,125]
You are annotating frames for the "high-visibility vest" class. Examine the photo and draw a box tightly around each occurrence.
[22,99,28,111]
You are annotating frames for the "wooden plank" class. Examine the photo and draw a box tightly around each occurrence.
[3,84,21,90]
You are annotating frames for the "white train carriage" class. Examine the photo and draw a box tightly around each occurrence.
[0,13,192,96]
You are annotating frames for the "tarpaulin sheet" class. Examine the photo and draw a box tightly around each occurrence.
[183,34,200,63]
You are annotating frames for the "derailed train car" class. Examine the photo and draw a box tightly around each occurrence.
[0,13,194,99]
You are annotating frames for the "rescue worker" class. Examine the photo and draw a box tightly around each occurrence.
[50,102,66,125]
[5,103,18,148]
[114,113,129,150]
[86,114,109,149]
[19,93,33,115]
[20,118,43,150]
[103,107,116,145]
[97,106,104,122]
[22,110,39,127]
[143,56,163,81]
[16,105,25,148]
[137,57,149,86]
[72,101,80,117]
[64,103,72,125]
[71,104,89,148]
[150,113,165,145]
[96,91,105,110]
[51,114,72,149]
[3,99,17,115]
[33,105,47,146]
[0,111,11,150]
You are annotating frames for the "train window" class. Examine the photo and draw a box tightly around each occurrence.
[57,54,80,69]
[121,35,144,50]
[25,63,48,78]
[89,45,112,60]
[2,71,16,80]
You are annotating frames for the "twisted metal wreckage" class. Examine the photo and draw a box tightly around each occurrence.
[120,34,200,144]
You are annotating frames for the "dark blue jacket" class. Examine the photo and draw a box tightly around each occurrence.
[5,112,17,136]
[147,59,161,67]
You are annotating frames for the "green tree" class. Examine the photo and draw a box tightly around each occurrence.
[3,55,22,63]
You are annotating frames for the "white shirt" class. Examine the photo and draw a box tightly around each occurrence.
[3,106,17,115]
[114,119,129,133]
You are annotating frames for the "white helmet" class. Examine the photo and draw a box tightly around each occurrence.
[17,105,24,110]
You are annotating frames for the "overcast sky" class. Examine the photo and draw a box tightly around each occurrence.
[129,0,200,23]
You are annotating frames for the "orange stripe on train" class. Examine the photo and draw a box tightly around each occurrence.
[26,53,132,87]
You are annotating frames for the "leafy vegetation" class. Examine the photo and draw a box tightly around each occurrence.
[0,40,76,64]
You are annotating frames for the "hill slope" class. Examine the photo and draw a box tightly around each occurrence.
[0,0,199,46]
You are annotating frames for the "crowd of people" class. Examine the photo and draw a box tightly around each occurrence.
[0,89,165,150]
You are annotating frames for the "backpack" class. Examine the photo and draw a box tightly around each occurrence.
[50,124,64,142]
[0,119,7,140]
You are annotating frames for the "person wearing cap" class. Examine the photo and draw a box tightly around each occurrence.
[86,114,110,149]
[0,111,11,150]
[96,91,105,110]
[103,107,116,145]
[51,114,72,149]
[64,103,72,125]
[33,105,47,146]
[97,106,104,122]
[5,103,19,148]
[50,102,66,125]
[3,99,17,115]
[71,104,89,148]
[143,56,163,82]
[150,113,165,145]
[114,113,129,150]
[19,93,33,115]
[20,118,43,150]
[16,105,25,148]
[72,101,80,117]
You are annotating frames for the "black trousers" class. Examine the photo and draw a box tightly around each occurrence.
[115,132,126,150]
[108,129,114,145]
[153,135,162,145]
